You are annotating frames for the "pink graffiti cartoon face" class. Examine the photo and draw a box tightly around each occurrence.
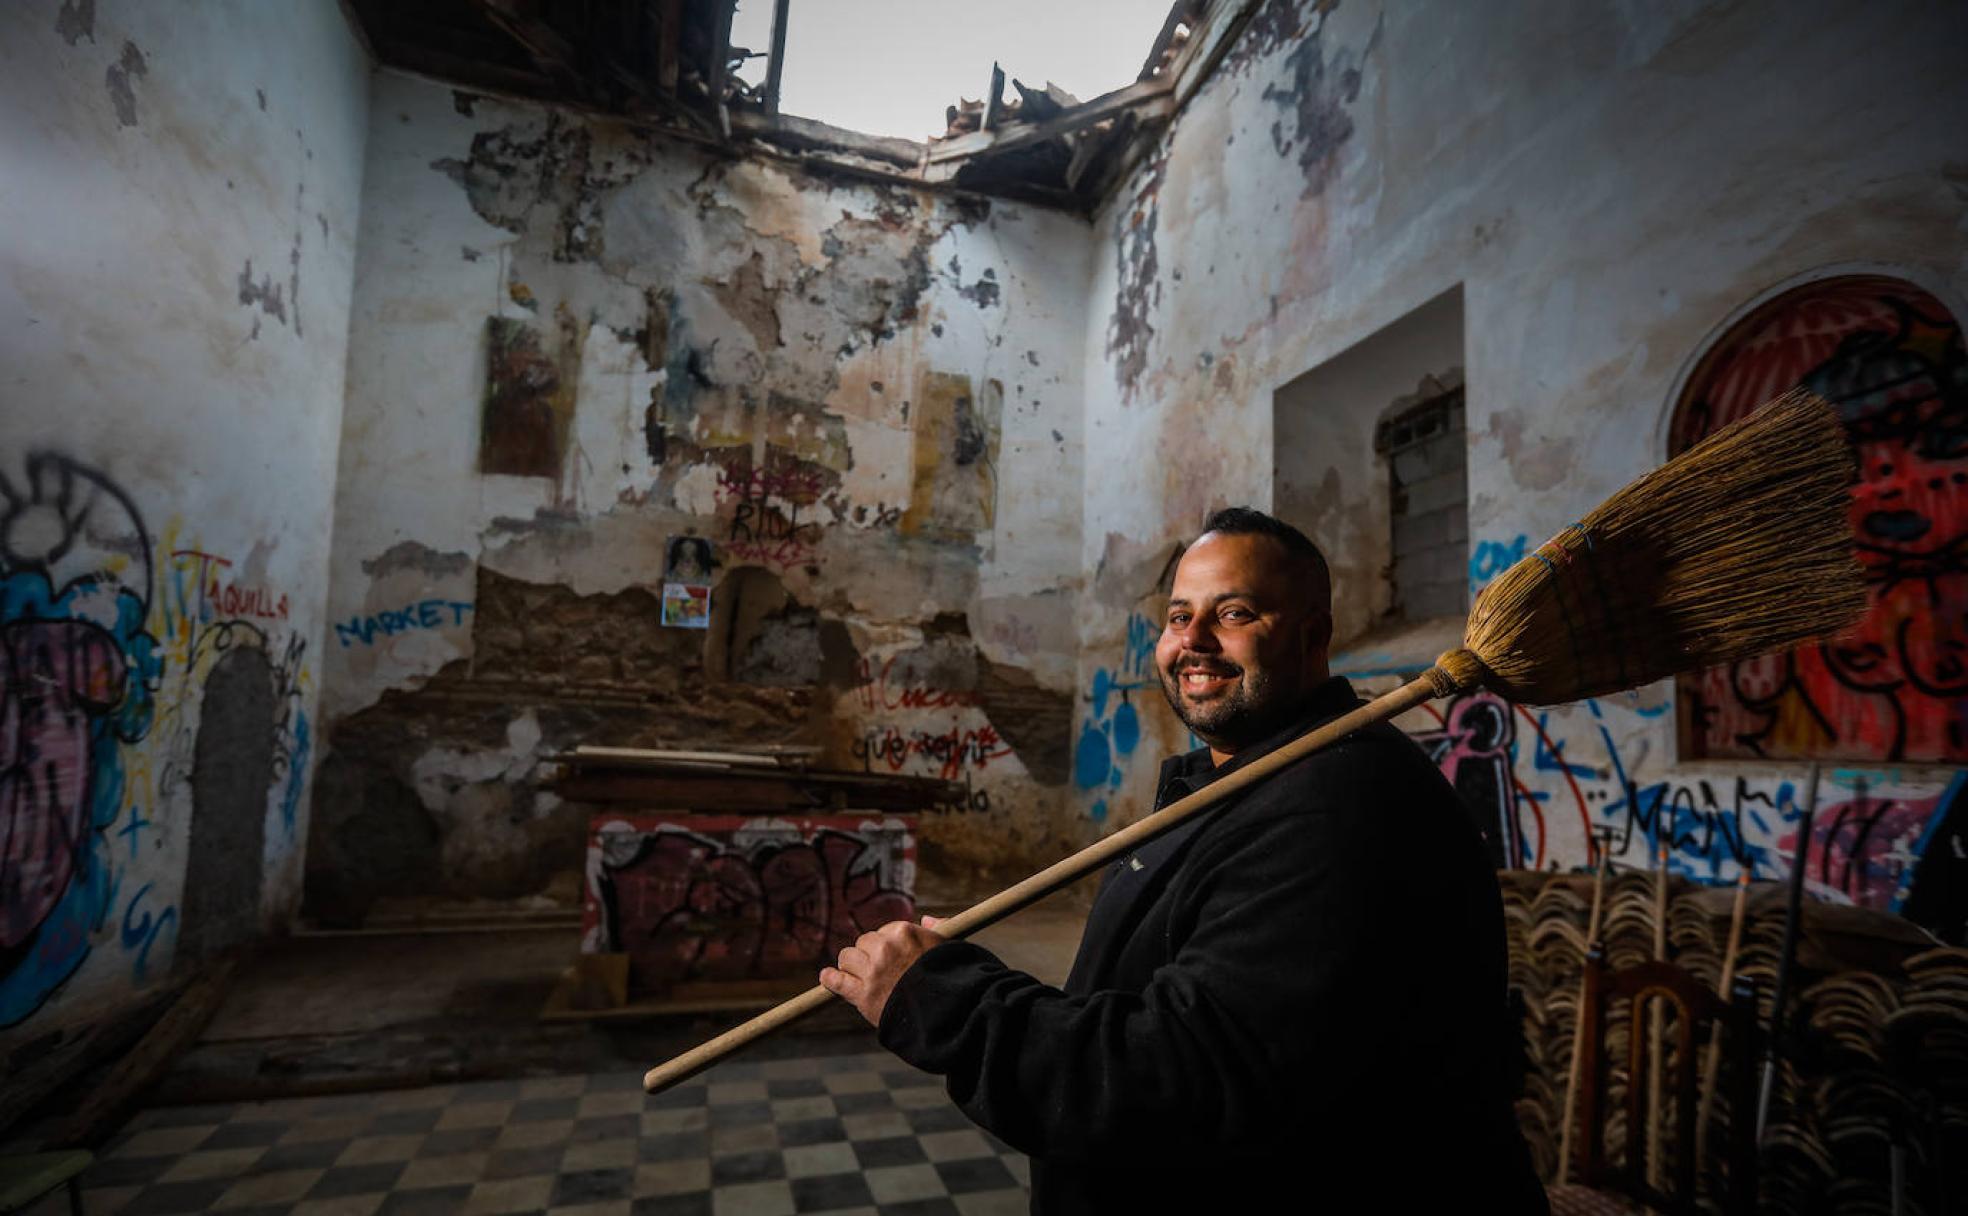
[0,455,157,1025]
[1675,279,1968,762]
[0,623,128,949]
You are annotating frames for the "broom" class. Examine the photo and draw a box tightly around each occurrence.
[1694,864,1752,1173]
[1554,833,1612,1186]
[1647,839,1670,1190]
[643,387,1865,1094]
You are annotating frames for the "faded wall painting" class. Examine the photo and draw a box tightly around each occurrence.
[902,372,1001,540]
[480,315,572,478]
[1672,276,1968,764]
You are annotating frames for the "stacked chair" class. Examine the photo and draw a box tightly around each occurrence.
[1504,869,1967,1215]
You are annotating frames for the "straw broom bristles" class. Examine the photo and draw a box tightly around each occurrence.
[1450,387,1865,704]
[643,388,1867,1094]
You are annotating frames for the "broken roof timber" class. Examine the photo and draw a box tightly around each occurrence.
[921,75,1173,176]
[1173,0,1263,108]
[347,0,1264,217]
[729,110,925,170]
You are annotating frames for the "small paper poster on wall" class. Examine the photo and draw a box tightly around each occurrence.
[662,582,710,629]
[660,535,715,629]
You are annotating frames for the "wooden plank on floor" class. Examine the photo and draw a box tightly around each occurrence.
[50,957,237,1149]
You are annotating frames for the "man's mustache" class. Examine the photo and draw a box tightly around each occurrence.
[1170,657,1241,677]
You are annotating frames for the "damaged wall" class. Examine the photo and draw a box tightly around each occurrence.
[315,70,1091,915]
[1078,0,1968,932]
[0,0,369,1038]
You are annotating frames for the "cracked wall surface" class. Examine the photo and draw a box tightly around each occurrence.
[318,71,1091,911]
[0,0,369,1039]
[1077,0,1968,926]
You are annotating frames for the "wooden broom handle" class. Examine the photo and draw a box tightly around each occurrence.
[644,669,1451,1093]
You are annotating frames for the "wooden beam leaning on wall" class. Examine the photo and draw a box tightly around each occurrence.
[48,957,238,1150]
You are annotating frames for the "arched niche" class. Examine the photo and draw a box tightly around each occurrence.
[1669,274,1968,762]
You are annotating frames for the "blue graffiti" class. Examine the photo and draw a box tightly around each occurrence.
[1532,711,1598,779]
[1075,722,1115,789]
[1468,534,1528,592]
[118,807,152,858]
[0,457,163,1026]
[1076,614,1160,797]
[119,883,177,983]
[334,599,473,648]
[1122,611,1157,678]
[1595,717,1783,879]
[279,711,311,831]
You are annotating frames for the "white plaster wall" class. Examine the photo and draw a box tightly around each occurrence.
[1077,0,1968,909]
[0,0,369,1036]
[320,71,1090,897]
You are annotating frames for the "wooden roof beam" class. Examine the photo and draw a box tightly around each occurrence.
[921,75,1172,181]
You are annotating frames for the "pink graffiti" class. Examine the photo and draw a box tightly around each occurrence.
[596,824,913,987]
[1778,787,1945,910]
[715,464,828,504]
[0,621,127,949]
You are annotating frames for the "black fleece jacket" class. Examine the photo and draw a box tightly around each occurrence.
[877,677,1549,1214]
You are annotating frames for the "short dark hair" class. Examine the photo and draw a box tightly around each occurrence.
[1198,507,1332,613]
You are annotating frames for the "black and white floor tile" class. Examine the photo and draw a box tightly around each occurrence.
[39,1051,1029,1215]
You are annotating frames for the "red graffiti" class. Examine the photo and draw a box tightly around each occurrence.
[586,817,914,990]
[854,656,983,712]
[1673,278,1968,763]
[851,722,1013,781]
[724,536,818,569]
[716,464,828,504]
[173,550,289,622]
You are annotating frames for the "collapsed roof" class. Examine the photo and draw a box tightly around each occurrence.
[342,0,1258,214]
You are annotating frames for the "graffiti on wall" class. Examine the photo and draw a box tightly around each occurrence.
[1075,611,1163,823]
[1672,276,1968,763]
[334,599,475,648]
[849,722,1013,783]
[0,453,318,1025]
[854,654,984,713]
[154,539,313,837]
[1468,534,1527,596]
[1,455,161,1025]
[717,458,826,570]
[582,815,914,992]
[1402,682,1964,937]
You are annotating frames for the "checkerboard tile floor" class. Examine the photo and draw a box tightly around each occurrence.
[42,1051,1029,1215]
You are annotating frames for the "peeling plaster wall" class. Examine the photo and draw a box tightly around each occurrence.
[0,0,369,1037]
[1078,0,1968,920]
[317,71,1091,913]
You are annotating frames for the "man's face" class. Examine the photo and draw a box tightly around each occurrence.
[1155,532,1330,759]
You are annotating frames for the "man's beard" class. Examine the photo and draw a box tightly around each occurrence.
[1159,657,1289,751]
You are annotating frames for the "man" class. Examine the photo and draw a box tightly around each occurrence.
[821,508,1548,1213]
